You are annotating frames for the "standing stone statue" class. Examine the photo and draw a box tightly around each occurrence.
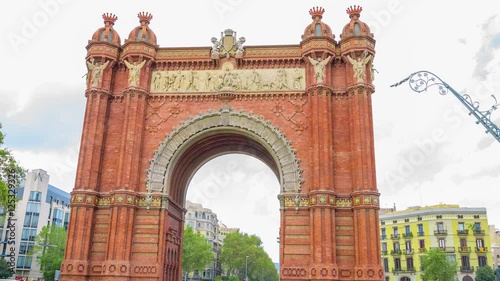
[86,58,109,87]
[347,52,373,83]
[307,56,331,84]
[124,59,146,87]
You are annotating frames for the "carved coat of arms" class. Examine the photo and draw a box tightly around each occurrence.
[211,29,245,58]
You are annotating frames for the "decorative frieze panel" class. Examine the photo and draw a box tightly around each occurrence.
[150,68,305,93]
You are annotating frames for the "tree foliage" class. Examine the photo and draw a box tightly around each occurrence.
[0,258,13,279]
[421,248,457,281]
[476,265,495,281]
[31,225,67,281]
[0,123,25,210]
[182,226,214,278]
[220,231,278,281]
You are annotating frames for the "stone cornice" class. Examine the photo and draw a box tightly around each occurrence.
[85,88,111,98]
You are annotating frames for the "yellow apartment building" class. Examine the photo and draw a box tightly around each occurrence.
[380,204,493,281]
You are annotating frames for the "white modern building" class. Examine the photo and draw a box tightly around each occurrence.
[0,169,70,280]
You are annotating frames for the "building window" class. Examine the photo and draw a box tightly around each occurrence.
[23,202,41,228]
[394,258,401,270]
[21,229,37,241]
[404,219,409,223]
[436,215,442,219]
[401,277,411,281]
[474,215,480,219]
[393,242,400,251]
[381,228,386,240]
[315,23,322,36]
[28,191,42,202]
[474,222,482,234]
[458,222,465,230]
[405,241,412,253]
[461,256,470,268]
[459,238,467,248]
[382,243,387,253]
[438,239,446,248]
[417,216,422,221]
[381,221,385,225]
[406,257,414,270]
[353,23,360,36]
[476,239,484,251]
[417,224,424,236]
[64,212,70,230]
[458,215,463,219]
[393,227,399,238]
[478,256,487,267]
[383,258,389,272]
[52,208,64,226]
[404,225,411,234]
[16,256,33,269]
[393,220,398,224]
[419,239,425,251]
[436,222,444,231]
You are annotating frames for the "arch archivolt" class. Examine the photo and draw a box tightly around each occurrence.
[146,106,304,199]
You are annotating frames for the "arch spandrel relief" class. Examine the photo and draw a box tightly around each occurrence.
[150,68,305,93]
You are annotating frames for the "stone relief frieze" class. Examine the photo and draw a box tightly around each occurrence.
[150,68,305,93]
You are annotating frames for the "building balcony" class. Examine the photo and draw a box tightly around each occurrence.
[392,268,402,274]
[434,230,448,236]
[473,230,485,236]
[404,249,414,255]
[382,251,388,256]
[391,249,402,256]
[458,246,471,253]
[475,247,488,253]
[430,247,455,253]
[391,234,400,239]
[392,267,416,274]
[381,235,387,240]
[403,267,417,273]
[457,229,469,236]
[403,232,413,239]
[460,266,474,273]
[418,248,427,253]
[417,231,425,236]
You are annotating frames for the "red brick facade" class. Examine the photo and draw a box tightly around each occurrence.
[61,6,383,281]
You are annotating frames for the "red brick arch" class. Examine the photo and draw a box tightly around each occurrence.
[61,6,383,281]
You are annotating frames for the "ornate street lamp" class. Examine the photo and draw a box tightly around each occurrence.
[391,70,500,143]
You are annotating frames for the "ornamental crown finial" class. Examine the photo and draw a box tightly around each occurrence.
[309,6,325,19]
[138,11,153,24]
[102,13,118,24]
[346,5,363,18]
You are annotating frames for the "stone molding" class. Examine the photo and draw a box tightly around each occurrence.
[146,106,304,195]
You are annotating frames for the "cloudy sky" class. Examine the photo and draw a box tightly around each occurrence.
[1,0,500,263]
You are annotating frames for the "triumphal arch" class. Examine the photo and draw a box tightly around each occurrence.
[62,6,383,281]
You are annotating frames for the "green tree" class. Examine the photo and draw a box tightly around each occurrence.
[220,231,278,281]
[421,248,457,281]
[476,265,495,281]
[182,226,214,279]
[31,225,67,281]
[0,122,25,210]
[0,258,13,279]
